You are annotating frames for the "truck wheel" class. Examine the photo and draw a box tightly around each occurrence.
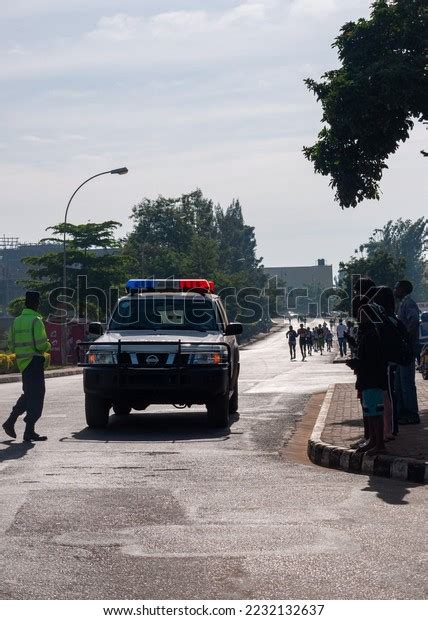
[113,403,131,416]
[85,394,110,428]
[207,393,230,428]
[229,382,239,415]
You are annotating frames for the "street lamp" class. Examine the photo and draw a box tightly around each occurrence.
[61,167,128,364]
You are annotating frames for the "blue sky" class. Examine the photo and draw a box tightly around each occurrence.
[1,0,426,271]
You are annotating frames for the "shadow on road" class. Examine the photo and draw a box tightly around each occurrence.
[0,439,35,463]
[66,410,239,443]
[361,476,418,505]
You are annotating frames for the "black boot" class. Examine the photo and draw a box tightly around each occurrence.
[23,428,47,442]
[2,415,18,439]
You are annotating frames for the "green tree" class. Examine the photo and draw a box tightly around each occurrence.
[337,248,406,311]
[125,189,265,290]
[304,0,427,208]
[15,221,134,320]
[125,189,268,333]
[363,217,427,299]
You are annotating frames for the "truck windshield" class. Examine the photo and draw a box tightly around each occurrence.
[109,296,219,331]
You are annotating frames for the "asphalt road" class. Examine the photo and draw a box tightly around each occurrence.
[0,327,426,600]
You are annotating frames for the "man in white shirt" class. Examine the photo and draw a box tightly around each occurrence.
[337,319,348,357]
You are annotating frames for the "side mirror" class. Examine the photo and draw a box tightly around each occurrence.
[225,322,243,336]
[88,322,104,336]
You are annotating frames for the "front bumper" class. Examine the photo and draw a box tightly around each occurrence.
[83,365,229,405]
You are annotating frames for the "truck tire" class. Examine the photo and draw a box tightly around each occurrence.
[229,382,239,415]
[113,403,131,416]
[207,393,230,428]
[85,394,110,428]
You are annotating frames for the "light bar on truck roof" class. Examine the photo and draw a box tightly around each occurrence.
[126,279,215,293]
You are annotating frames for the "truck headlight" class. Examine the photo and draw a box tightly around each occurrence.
[188,349,228,365]
[87,351,117,365]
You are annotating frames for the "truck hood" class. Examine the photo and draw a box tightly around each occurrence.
[93,330,224,346]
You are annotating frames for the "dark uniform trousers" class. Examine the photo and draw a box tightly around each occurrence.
[10,356,46,431]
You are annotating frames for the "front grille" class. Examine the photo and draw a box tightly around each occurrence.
[118,351,188,368]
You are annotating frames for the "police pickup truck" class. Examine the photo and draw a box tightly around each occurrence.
[81,279,242,429]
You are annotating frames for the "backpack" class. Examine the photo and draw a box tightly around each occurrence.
[370,303,413,366]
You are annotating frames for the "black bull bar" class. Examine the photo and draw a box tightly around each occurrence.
[76,339,232,382]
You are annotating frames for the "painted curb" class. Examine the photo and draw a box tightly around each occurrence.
[0,368,83,385]
[307,385,428,485]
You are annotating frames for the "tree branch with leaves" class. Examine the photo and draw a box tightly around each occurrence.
[304,0,427,209]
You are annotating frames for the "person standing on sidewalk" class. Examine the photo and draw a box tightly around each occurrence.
[2,291,51,442]
[347,303,387,455]
[393,280,420,425]
[336,319,348,357]
[367,285,397,441]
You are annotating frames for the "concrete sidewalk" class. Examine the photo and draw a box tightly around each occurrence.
[0,367,83,384]
[308,374,428,484]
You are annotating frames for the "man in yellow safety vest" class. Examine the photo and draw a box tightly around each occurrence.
[2,291,51,442]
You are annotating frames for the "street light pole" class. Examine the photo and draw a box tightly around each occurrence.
[61,167,128,364]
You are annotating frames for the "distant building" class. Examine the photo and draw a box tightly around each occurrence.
[264,259,334,316]
[0,238,117,317]
[0,241,61,316]
[265,259,333,291]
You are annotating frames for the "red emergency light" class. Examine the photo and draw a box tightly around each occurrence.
[179,279,215,293]
[126,278,215,293]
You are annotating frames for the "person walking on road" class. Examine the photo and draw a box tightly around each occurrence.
[325,329,333,352]
[2,291,51,442]
[317,325,325,355]
[393,280,420,425]
[337,319,348,357]
[297,323,307,361]
[312,327,319,352]
[306,328,313,356]
[286,325,297,360]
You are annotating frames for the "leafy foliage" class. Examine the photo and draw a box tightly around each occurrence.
[337,217,428,308]
[125,189,265,290]
[41,221,123,251]
[124,189,268,330]
[363,217,428,299]
[304,0,427,208]
[340,248,406,292]
[17,221,135,319]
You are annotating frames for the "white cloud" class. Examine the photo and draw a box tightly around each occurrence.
[60,133,86,142]
[20,133,86,145]
[7,45,26,56]
[20,134,56,144]
[150,10,207,35]
[221,2,267,25]
[290,0,339,18]
[87,13,141,41]
[43,88,97,100]
[150,2,268,36]
[290,0,368,20]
